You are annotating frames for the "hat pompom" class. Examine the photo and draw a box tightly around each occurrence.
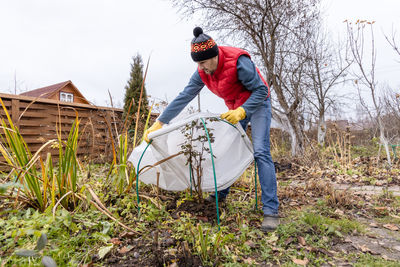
[193,27,203,37]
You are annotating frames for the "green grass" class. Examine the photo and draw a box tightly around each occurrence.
[0,207,115,266]
[0,187,396,266]
[351,253,400,267]
[351,145,379,158]
[1,156,399,266]
[279,209,364,236]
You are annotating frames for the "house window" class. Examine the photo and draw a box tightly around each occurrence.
[60,92,74,102]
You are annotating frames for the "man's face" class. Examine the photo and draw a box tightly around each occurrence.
[197,56,218,74]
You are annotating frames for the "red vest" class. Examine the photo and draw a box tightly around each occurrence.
[198,46,270,110]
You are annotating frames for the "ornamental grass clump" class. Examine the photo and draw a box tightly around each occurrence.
[54,109,80,210]
[0,98,80,212]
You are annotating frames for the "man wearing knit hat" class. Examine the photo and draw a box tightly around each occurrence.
[144,27,279,232]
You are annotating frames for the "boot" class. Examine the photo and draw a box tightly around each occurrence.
[261,214,279,232]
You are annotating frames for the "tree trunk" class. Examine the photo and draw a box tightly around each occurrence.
[378,117,391,167]
[287,113,304,156]
[317,113,326,145]
[288,124,298,157]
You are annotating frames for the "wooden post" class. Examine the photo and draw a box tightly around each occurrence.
[105,110,112,157]
[11,99,20,128]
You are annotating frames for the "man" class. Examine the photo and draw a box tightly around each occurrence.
[144,27,279,231]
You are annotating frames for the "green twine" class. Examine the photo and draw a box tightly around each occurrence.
[200,118,220,230]
[189,162,193,197]
[216,118,238,129]
[136,140,152,217]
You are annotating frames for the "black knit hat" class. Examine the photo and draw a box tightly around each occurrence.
[191,27,219,62]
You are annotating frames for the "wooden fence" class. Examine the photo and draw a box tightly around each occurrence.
[0,92,123,170]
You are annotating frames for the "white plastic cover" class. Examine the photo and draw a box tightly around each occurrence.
[128,112,254,192]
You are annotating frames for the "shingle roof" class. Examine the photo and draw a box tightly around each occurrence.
[20,80,71,98]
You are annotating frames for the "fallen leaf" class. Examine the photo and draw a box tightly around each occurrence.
[196,216,208,222]
[369,250,381,255]
[369,222,378,228]
[374,207,389,215]
[292,257,309,266]
[311,247,334,257]
[285,237,295,246]
[359,245,370,253]
[366,233,376,238]
[298,236,306,246]
[390,214,400,219]
[267,234,279,244]
[109,238,122,245]
[243,258,255,264]
[327,250,337,256]
[244,240,256,248]
[383,224,399,231]
[334,209,344,216]
[98,244,113,259]
[119,246,133,254]
[119,231,136,238]
[271,246,281,252]
[305,245,313,251]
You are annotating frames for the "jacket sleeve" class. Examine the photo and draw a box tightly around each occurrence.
[237,55,268,117]
[158,70,204,124]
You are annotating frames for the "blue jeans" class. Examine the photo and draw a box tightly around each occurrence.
[217,98,279,215]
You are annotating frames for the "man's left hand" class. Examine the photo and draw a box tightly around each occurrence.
[221,106,246,124]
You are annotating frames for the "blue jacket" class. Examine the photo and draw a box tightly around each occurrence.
[158,55,269,124]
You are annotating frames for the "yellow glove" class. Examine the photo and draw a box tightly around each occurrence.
[143,121,163,143]
[220,106,246,124]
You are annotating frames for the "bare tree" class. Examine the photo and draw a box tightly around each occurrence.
[7,71,24,95]
[346,20,392,166]
[304,29,351,145]
[383,28,400,145]
[383,87,400,121]
[385,28,400,60]
[170,0,321,156]
[382,86,400,144]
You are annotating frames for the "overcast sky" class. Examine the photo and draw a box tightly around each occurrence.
[1,0,400,117]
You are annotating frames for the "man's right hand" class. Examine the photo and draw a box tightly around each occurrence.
[143,121,163,143]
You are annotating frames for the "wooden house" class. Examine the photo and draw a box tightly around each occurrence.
[19,80,90,105]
